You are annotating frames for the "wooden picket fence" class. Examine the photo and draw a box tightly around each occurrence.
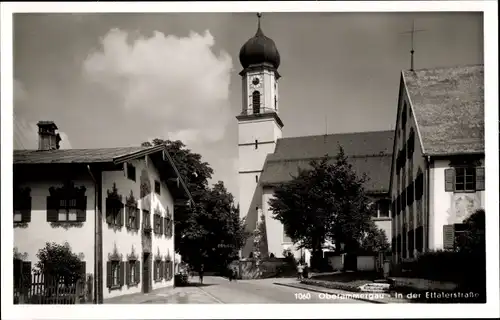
[14,272,87,304]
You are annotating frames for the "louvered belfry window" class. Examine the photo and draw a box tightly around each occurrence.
[252,91,261,114]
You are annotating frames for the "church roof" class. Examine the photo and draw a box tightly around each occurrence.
[260,130,394,194]
[402,64,484,156]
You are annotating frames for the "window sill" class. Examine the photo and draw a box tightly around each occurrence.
[109,285,122,291]
[127,282,140,288]
[453,190,479,194]
[50,221,84,229]
[14,221,29,228]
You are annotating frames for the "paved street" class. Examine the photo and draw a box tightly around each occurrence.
[105,276,369,304]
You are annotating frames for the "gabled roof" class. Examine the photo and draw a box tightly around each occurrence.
[402,64,484,156]
[14,146,148,164]
[260,130,394,194]
[13,145,194,203]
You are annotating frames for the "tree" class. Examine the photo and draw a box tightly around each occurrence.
[359,221,391,253]
[459,208,485,253]
[35,242,84,283]
[268,145,376,269]
[177,181,248,271]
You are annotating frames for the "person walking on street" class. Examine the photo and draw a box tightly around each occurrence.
[199,264,204,284]
[297,263,304,281]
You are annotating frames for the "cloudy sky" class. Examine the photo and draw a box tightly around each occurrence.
[13,12,483,200]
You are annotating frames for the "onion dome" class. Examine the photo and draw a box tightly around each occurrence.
[239,13,280,69]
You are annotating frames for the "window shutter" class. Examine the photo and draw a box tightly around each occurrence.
[118,207,124,228]
[126,261,130,286]
[168,261,173,281]
[476,167,485,191]
[443,224,455,250]
[135,261,141,284]
[153,261,157,281]
[160,261,164,280]
[106,261,112,288]
[444,168,455,192]
[125,206,130,229]
[80,261,86,279]
[160,217,164,235]
[76,196,87,222]
[167,218,173,238]
[135,208,141,230]
[105,199,113,225]
[46,196,58,222]
[22,197,32,222]
[119,261,125,286]
[167,261,170,281]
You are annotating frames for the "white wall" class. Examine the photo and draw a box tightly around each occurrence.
[238,144,276,173]
[430,159,485,250]
[357,256,376,271]
[14,174,95,280]
[101,156,175,299]
[262,188,283,257]
[328,256,343,271]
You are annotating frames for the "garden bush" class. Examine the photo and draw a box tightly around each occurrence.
[35,242,84,283]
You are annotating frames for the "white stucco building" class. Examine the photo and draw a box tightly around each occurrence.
[236,15,393,262]
[389,64,484,262]
[13,121,193,302]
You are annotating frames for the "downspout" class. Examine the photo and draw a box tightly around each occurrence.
[425,156,431,251]
[87,165,100,304]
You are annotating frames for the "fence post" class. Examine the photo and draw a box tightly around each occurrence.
[75,279,81,304]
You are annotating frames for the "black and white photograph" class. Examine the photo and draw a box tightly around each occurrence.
[1,1,498,319]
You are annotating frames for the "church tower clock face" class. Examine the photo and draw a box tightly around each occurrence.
[250,75,262,89]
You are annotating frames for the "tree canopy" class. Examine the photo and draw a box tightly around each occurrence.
[142,139,247,271]
[268,145,389,267]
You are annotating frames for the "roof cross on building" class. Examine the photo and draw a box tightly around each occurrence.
[400,20,426,71]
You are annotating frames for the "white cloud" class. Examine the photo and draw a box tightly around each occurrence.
[13,80,73,150]
[82,28,233,145]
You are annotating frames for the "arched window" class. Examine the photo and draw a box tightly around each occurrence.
[252,91,261,114]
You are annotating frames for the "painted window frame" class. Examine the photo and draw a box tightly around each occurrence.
[454,167,476,192]
[126,205,140,230]
[142,209,152,232]
[57,198,79,222]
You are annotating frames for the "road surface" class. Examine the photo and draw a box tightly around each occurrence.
[139,276,368,304]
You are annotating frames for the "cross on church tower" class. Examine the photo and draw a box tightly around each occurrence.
[400,20,426,71]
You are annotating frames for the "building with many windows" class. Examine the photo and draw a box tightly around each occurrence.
[13,121,193,302]
[237,14,394,261]
[389,64,484,262]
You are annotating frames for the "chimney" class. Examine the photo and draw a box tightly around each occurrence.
[37,121,61,151]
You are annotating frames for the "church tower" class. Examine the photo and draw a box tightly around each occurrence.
[237,13,283,257]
